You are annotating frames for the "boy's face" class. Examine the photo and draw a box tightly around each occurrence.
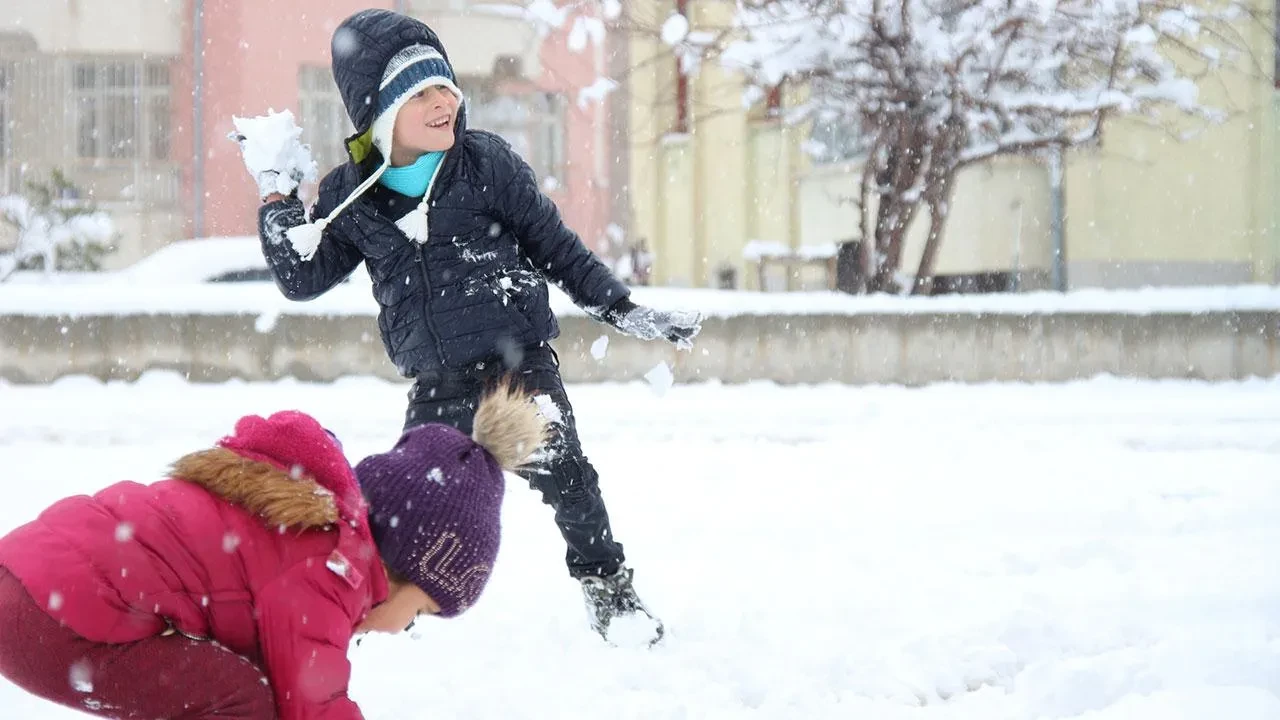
[390,85,460,164]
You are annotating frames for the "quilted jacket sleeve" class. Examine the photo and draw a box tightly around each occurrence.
[485,134,629,314]
[255,560,366,720]
[257,167,365,302]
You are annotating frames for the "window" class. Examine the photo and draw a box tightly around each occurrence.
[467,83,567,181]
[297,65,353,173]
[0,62,10,160]
[73,58,171,160]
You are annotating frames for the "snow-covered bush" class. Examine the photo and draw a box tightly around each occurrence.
[0,170,118,281]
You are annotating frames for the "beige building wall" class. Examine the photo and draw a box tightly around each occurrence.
[0,0,183,54]
[794,158,1053,289]
[623,0,1277,292]
[1063,5,1278,288]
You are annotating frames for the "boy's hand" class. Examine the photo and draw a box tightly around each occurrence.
[605,298,704,350]
[228,109,318,200]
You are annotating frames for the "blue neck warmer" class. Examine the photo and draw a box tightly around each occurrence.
[379,151,445,198]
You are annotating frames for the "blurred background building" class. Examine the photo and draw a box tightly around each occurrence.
[0,0,1276,292]
[0,0,613,269]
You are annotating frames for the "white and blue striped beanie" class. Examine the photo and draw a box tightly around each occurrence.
[370,45,463,158]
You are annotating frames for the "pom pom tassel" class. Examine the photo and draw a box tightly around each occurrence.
[286,218,328,261]
[396,201,430,244]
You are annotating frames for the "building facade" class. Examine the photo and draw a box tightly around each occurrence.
[0,0,613,268]
[619,0,1278,291]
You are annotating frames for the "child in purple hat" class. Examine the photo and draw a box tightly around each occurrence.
[0,381,544,719]
[357,381,547,620]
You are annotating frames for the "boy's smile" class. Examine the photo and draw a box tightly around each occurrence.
[390,85,460,166]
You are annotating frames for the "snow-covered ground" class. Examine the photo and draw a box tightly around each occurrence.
[1,374,1278,719]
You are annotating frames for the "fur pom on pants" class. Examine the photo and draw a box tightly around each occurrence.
[0,567,276,719]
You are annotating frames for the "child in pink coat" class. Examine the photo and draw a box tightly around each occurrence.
[0,382,544,719]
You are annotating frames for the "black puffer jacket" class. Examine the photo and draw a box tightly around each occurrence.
[257,9,628,377]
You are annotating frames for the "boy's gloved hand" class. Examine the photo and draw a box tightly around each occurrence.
[604,297,704,350]
[228,109,318,200]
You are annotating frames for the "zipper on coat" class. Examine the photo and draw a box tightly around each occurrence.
[414,152,449,365]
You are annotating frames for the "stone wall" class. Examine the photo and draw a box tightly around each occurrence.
[1,311,1275,385]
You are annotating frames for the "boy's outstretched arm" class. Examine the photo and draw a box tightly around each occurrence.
[488,136,703,348]
[489,136,627,313]
[257,172,364,302]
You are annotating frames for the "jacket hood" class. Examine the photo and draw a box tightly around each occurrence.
[170,448,342,529]
[330,9,468,166]
[170,409,367,531]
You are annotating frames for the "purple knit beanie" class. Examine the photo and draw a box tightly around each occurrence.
[355,424,505,618]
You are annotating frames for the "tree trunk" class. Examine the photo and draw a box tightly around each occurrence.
[911,120,965,296]
[911,187,952,296]
[865,118,929,294]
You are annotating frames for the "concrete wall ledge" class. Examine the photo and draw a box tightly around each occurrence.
[2,310,1276,385]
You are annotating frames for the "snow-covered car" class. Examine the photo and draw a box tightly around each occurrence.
[117,236,369,285]
[117,236,278,284]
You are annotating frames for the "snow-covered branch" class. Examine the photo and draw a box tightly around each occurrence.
[0,173,118,281]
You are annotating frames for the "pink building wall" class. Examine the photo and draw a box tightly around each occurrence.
[532,15,612,253]
[173,1,612,252]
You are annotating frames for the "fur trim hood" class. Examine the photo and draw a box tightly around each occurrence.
[170,448,341,529]
[169,409,366,531]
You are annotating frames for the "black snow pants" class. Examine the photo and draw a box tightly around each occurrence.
[404,343,625,579]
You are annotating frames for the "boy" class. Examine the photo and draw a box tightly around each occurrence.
[237,8,701,645]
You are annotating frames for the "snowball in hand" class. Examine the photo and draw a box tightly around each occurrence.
[231,109,318,196]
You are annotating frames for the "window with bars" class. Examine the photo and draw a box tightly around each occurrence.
[466,81,567,181]
[73,59,171,161]
[297,65,353,173]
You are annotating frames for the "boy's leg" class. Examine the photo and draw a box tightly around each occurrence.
[404,355,625,578]
[0,568,276,719]
[514,350,626,578]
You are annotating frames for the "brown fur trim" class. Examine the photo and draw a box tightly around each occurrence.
[471,377,548,472]
[169,447,339,529]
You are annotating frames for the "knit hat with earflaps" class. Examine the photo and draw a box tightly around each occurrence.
[286,41,463,259]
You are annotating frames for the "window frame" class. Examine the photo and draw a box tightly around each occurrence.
[72,57,171,162]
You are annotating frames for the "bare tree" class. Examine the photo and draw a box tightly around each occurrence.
[515,0,1263,294]
[720,0,1263,294]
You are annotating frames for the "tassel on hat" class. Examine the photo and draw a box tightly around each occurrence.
[395,200,431,244]
[289,44,462,258]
